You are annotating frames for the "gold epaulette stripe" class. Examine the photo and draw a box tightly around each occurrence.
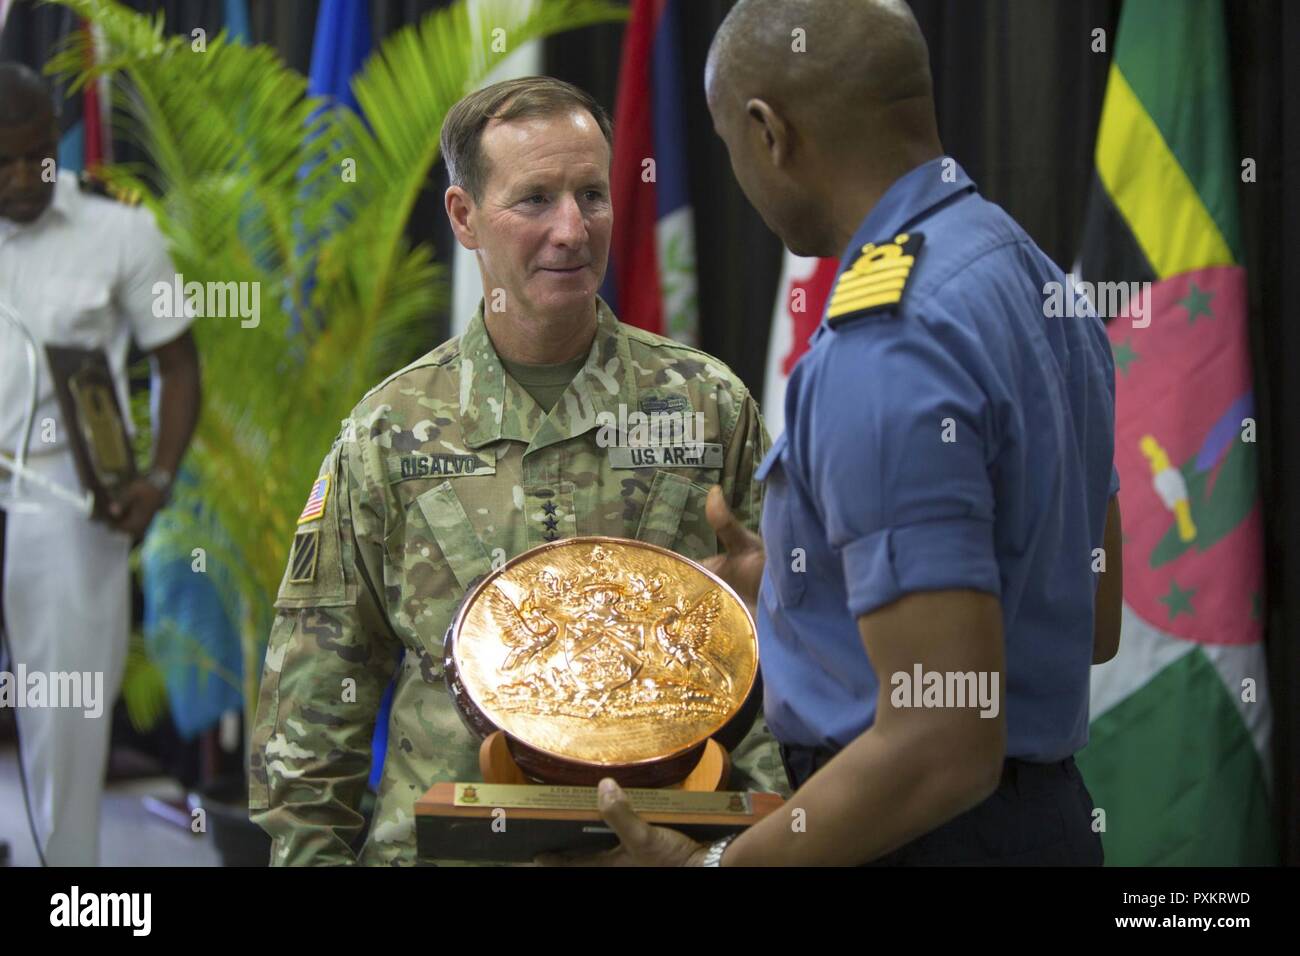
[832,276,909,301]
[829,292,903,316]
[828,291,904,318]
[839,262,914,287]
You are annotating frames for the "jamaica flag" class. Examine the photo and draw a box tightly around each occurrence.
[1075,0,1275,864]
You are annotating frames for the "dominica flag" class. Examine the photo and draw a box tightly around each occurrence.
[602,0,698,344]
[1075,0,1275,864]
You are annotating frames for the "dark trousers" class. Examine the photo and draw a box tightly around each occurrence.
[780,744,1104,866]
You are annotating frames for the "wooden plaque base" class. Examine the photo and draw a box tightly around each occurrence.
[414,733,784,863]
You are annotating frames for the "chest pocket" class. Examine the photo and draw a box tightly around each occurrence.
[46,276,113,344]
[415,481,495,593]
[635,470,715,561]
[754,433,805,607]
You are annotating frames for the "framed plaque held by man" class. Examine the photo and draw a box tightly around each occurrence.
[43,344,136,518]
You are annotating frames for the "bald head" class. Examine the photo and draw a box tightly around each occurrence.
[705,0,942,257]
[707,0,932,124]
[0,63,58,224]
[0,62,55,126]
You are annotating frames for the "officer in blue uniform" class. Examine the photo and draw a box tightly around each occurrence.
[541,0,1123,867]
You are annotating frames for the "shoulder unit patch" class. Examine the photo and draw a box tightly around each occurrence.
[826,232,924,326]
[287,529,321,583]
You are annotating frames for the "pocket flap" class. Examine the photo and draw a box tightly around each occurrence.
[635,470,694,549]
[416,481,494,592]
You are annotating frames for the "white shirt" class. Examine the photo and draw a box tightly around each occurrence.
[0,170,192,455]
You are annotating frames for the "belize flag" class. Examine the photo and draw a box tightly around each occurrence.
[603,0,697,344]
[1075,0,1275,864]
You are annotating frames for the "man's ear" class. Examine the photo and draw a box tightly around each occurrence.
[445,185,480,251]
[745,97,790,167]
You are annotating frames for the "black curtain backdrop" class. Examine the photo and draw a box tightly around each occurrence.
[1228,0,1300,871]
[2,0,1297,864]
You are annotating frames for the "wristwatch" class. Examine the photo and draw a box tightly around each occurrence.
[700,833,737,867]
[146,467,174,499]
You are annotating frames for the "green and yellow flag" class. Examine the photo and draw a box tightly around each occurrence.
[1076,0,1275,865]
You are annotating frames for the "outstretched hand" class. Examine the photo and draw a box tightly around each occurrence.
[700,485,765,608]
[535,779,709,867]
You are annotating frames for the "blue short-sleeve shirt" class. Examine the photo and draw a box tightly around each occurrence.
[757,158,1118,761]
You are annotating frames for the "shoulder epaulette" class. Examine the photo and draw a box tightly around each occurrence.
[77,171,143,206]
[357,338,460,405]
[826,232,924,327]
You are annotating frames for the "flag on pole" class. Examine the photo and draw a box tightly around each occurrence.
[222,0,250,50]
[1075,0,1275,865]
[300,0,400,788]
[602,0,697,344]
[307,0,372,113]
[80,20,108,170]
[761,251,837,438]
[449,0,542,338]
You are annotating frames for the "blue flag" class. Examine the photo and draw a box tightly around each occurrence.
[308,0,372,110]
[303,0,395,792]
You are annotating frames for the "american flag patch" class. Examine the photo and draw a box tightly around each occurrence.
[297,475,330,524]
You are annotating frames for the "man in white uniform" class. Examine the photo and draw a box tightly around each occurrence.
[0,63,200,865]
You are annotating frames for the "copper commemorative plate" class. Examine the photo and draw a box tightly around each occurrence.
[445,537,759,785]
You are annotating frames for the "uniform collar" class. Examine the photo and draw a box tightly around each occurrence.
[50,169,81,220]
[458,295,636,455]
[811,156,976,346]
[850,155,975,251]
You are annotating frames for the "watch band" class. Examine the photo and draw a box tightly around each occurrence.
[701,833,737,867]
[146,468,174,496]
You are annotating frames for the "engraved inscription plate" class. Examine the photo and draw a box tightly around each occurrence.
[452,783,753,814]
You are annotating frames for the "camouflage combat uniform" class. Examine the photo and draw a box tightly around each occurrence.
[249,298,787,866]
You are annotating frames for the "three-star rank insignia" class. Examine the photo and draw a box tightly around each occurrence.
[826,232,924,327]
[541,499,559,542]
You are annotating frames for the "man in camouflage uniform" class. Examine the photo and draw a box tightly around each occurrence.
[249,77,785,865]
